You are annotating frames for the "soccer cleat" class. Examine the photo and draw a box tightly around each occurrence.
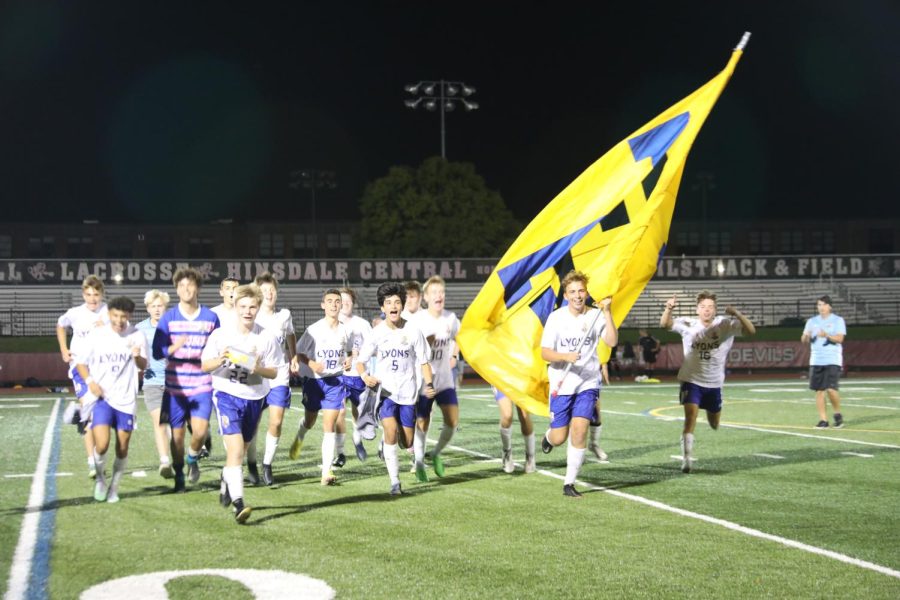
[525,454,536,474]
[106,484,120,504]
[186,454,201,484]
[158,462,174,479]
[389,482,402,496]
[247,461,260,485]
[541,435,553,454]
[88,465,97,479]
[431,452,445,477]
[588,444,609,462]
[377,439,384,461]
[815,420,829,429]
[562,484,583,498]
[415,462,428,483]
[321,471,337,486]
[203,434,213,456]
[681,454,692,474]
[332,453,347,469]
[289,437,303,460]
[173,471,186,493]
[94,480,108,502]
[355,441,368,462]
[262,463,274,486]
[198,447,210,460]
[833,413,844,429]
[233,499,252,524]
[501,450,514,474]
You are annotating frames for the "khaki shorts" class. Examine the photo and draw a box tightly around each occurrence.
[143,385,165,413]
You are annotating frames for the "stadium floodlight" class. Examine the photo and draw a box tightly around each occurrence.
[403,79,479,159]
[288,169,336,258]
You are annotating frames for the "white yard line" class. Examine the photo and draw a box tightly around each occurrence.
[0,405,40,410]
[4,398,60,600]
[841,452,874,458]
[4,473,71,479]
[441,438,900,581]
[753,453,785,459]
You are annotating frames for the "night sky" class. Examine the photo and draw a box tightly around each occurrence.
[1,1,898,226]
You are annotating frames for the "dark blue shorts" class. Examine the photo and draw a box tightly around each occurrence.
[416,388,458,418]
[265,385,292,409]
[679,382,723,413]
[161,390,213,429]
[378,398,416,428]
[341,375,366,406]
[213,391,265,442]
[91,399,135,432]
[302,376,345,412]
[549,388,599,429]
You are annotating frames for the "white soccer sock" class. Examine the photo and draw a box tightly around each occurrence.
[383,442,400,485]
[88,455,95,468]
[414,427,427,463]
[159,454,171,465]
[223,465,243,502]
[321,432,336,476]
[499,427,512,453]
[524,432,536,458]
[187,447,199,461]
[682,433,694,456]
[220,469,227,495]
[564,443,586,485]
[92,449,107,485]
[433,425,455,456]
[589,424,601,446]
[246,437,258,463]
[335,433,346,455]
[296,423,310,441]
[263,433,278,465]
[352,427,362,445]
[110,457,128,492]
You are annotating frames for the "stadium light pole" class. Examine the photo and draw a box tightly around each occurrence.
[403,80,478,159]
[289,169,336,258]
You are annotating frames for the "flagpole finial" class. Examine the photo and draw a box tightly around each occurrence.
[735,31,751,51]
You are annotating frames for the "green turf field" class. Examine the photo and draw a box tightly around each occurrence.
[2,379,899,598]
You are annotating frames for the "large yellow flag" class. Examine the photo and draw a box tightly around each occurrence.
[458,34,750,416]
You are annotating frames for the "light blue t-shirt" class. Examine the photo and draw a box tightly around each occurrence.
[136,318,167,386]
[804,313,846,367]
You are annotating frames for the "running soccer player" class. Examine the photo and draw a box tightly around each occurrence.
[400,280,422,320]
[411,275,459,482]
[202,284,280,524]
[494,387,536,474]
[357,282,435,495]
[292,289,352,486]
[76,296,148,503]
[539,270,617,498]
[152,267,219,492]
[660,291,756,473]
[334,287,373,466]
[136,289,174,478]
[251,272,299,486]
[211,277,240,329]
[57,275,108,478]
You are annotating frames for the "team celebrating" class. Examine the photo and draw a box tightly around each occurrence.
[57,267,845,522]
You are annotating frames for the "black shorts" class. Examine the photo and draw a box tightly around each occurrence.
[809,365,841,391]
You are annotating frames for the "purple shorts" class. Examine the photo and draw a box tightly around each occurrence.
[302,376,346,412]
[341,375,366,406]
[549,388,599,429]
[91,399,135,432]
[213,391,266,442]
[679,382,723,413]
[265,385,292,409]
[378,398,416,428]
[416,388,458,418]
[160,390,213,429]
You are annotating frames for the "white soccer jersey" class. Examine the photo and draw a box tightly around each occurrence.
[58,303,109,365]
[672,315,742,388]
[339,313,373,376]
[413,309,459,393]
[540,307,607,396]
[297,319,352,379]
[358,321,429,405]
[79,325,147,414]
[211,304,237,330]
[255,308,295,387]
[202,323,280,400]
